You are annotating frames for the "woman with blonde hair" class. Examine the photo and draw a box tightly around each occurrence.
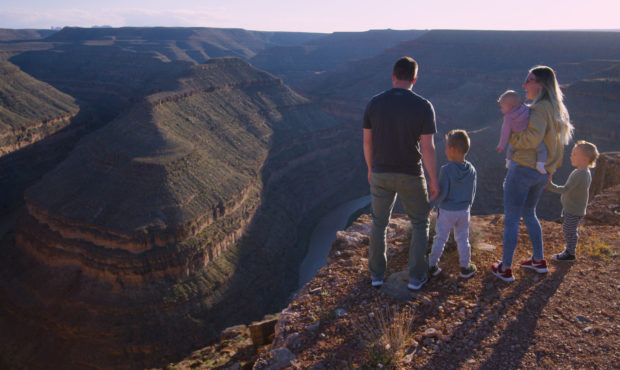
[492,65,574,282]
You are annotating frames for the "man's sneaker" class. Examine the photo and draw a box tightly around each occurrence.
[520,257,549,273]
[371,276,383,287]
[459,263,477,279]
[491,262,515,282]
[407,275,429,291]
[429,265,442,277]
[553,250,576,262]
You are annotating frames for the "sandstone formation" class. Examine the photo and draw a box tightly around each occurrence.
[0,26,323,228]
[587,152,620,226]
[0,59,79,156]
[0,57,361,368]
[564,64,620,153]
[590,152,620,198]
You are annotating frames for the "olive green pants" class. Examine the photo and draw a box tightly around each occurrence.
[369,172,430,282]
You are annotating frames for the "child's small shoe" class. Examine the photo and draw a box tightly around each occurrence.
[505,159,511,169]
[459,263,477,278]
[429,265,442,277]
[536,162,547,174]
[553,250,576,261]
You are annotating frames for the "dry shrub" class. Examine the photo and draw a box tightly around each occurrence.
[357,305,414,367]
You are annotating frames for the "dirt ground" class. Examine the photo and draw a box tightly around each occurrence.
[253,212,619,369]
[172,187,619,369]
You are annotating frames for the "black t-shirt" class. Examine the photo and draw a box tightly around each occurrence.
[363,88,436,176]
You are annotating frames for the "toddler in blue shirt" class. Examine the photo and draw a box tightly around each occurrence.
[429,129,477,278]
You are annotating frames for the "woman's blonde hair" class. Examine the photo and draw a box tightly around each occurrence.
[530,66,574,145]
[575,140,599,168]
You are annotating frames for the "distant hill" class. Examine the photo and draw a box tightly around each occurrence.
[45,26,325,61]
[563,63,620,151]
[0,59,78,156]
[0,29,57,41]
[251,29,427,88]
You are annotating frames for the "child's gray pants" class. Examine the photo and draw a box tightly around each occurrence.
[429,208,471,268]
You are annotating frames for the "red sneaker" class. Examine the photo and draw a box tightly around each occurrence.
[520,257,548,273]
[491,262,515,282]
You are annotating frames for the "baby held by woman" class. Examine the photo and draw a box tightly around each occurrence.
[496,90,547,174]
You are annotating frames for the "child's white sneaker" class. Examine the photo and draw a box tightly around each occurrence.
[505,159,511,169]
[536,162,547,174]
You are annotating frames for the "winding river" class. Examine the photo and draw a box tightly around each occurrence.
[298,195,371,288]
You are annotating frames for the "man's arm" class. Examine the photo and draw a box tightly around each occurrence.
[420,133,439,200]
[363,128,373,184]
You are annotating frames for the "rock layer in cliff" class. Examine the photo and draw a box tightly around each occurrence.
[2,56,350,368]
[0,59,79,156]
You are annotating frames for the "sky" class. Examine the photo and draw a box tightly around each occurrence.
[1,0,619,33]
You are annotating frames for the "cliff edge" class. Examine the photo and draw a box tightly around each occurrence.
[183,153,619,369]
[257,153,619,369]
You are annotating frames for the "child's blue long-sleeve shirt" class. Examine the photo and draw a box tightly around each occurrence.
[431,160,477,211]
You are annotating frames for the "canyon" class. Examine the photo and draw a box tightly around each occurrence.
[0,27,618,368]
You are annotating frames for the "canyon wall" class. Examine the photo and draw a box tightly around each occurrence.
[0,59,79,156]
[0,57,361,368]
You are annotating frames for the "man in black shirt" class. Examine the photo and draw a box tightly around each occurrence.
[363,56,438,291]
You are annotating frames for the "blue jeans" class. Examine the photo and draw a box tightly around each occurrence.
[369,172,430,282]
[502,163,548,267]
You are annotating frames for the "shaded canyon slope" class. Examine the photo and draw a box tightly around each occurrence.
[0,57,361,368]
[267,30,620,218]
[0,58,79,156]
[0,27,326,215]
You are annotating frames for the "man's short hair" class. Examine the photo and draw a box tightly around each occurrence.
[393,57,418,82]
[446,129,470,155]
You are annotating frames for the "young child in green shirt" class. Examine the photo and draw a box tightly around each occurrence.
[546,140,599,261]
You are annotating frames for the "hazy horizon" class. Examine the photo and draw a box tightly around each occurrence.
[3,26,620,34]
[1,0,619,33]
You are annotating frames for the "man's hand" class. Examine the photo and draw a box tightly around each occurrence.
[496,147,503,153]
[420,134,438,200]
[363,129,373,184]
[428,179,439,200]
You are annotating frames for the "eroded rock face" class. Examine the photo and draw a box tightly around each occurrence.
[590,152,620,199]
[1,57,360,368]
[0,59,79,156]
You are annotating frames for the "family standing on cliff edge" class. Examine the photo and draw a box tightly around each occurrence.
[363,56,599,290]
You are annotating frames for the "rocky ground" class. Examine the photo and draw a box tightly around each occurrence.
[169,185,619,369]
